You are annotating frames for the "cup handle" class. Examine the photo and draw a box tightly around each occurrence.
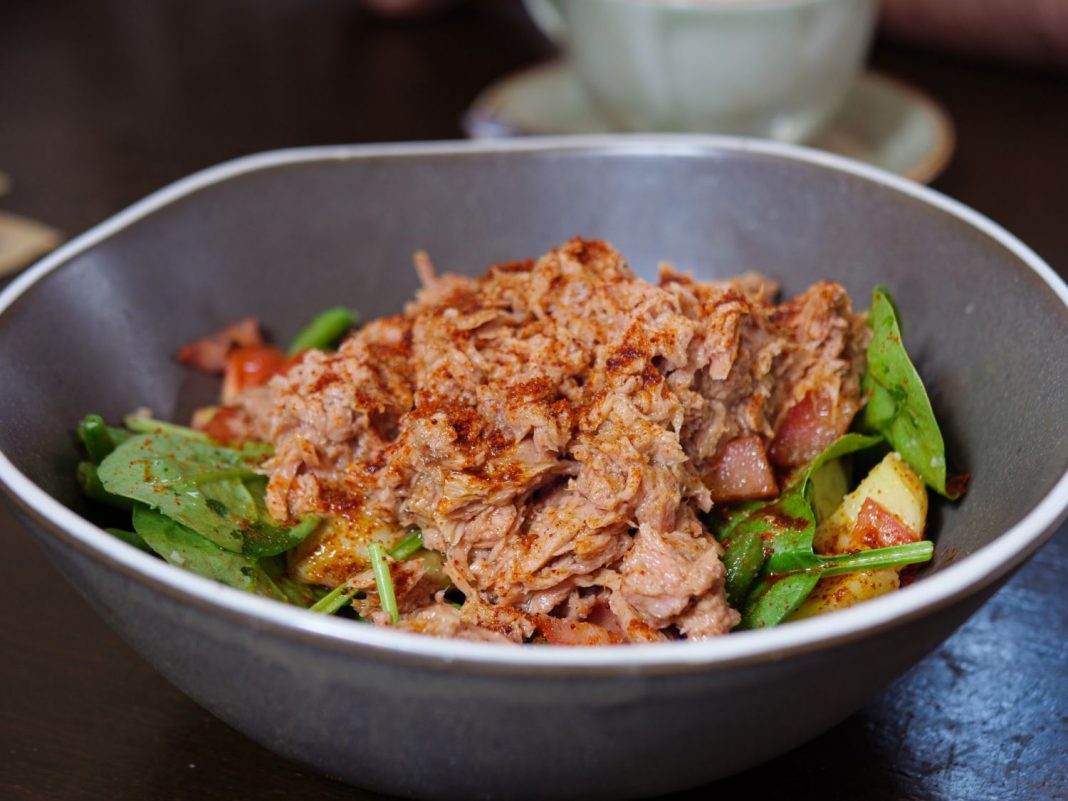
[523,0,566,44]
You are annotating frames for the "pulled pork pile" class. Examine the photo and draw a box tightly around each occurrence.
[226,239,869,644]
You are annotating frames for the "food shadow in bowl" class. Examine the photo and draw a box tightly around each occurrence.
[0,136,1066,801]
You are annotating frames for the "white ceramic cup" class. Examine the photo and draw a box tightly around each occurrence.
[525,0,877,141]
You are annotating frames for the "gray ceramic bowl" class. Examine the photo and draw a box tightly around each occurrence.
[1,137,1066,801]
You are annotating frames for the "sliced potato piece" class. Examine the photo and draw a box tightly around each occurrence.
[416,548,449,587]
[787,568,901,621]
[289,512,400,587]
[813,451,927,555]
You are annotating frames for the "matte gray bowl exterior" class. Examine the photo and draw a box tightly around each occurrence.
[13,507,1006,800]
[1,138,1066,801]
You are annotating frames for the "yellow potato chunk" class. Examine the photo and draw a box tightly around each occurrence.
[289,513,398,587]
[813,452,927,556]
[787,568,901,621]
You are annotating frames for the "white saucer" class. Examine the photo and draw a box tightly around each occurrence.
[465,61,955,184]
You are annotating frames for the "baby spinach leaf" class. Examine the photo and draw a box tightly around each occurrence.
[712,500,766,544]
[762,433,884,574]
[97,430,319,560]
[77,461,135,510]
[131,506,285,599]
[199,472,260,524]
[105,526,153,554]
[124,412,274,458]
[97,432,263,553]
[714,433,933,629]
[798,433,884,493]
[739,573,821,630]
[739,540,935,630]
[717,434,884,581]
[753,490,819,576]
[79,415,321,608]
[721,528,766,610]
[237,475,321,557]
[861,287,959,498]
[242,512,322,558]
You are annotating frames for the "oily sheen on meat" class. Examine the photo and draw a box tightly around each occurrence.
[232,239,868,643]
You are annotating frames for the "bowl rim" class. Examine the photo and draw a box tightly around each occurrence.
[2,134,1066,674]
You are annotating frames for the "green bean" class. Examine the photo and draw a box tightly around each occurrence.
[76,461,134,510]
[388,529,423,561]
[813,541,935,577]
[736,541,934,630]
[123,413,210,441]
[369,541,399,624]
[78,414,119,463]
[288,307,356,355]
[309,582,360,615]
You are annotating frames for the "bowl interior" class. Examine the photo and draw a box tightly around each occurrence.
[1,142,1066,583]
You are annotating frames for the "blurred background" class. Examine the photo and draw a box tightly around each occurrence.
[0,1,1066,800]
[1,0,1066,263]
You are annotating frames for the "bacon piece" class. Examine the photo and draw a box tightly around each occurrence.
[852,498,920,549]
[195,406,243,441]
[768,392,847,468]
[703,435,779,503]
[176,317,262,373]
[535,615,624,646]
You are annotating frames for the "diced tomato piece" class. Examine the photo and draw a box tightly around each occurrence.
[852,497,920,549]
[704,435,779,503]
[222,345,287,403]
[535,615,624,646]
[176,317,263,373]
[769,392,845,468]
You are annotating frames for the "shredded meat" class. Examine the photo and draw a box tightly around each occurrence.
[228,239,868,644]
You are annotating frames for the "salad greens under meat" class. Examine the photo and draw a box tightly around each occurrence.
[74,241,964,644]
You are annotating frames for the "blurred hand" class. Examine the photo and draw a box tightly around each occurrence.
[881,0,1068,65]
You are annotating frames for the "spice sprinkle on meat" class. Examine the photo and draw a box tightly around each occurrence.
[221,238,869,643]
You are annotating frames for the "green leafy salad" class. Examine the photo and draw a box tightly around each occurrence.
[74,287,964,636]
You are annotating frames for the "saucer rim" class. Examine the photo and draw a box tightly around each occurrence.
[464,60,956,184]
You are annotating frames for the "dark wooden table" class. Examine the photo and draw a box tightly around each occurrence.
[1,1,1066,799]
